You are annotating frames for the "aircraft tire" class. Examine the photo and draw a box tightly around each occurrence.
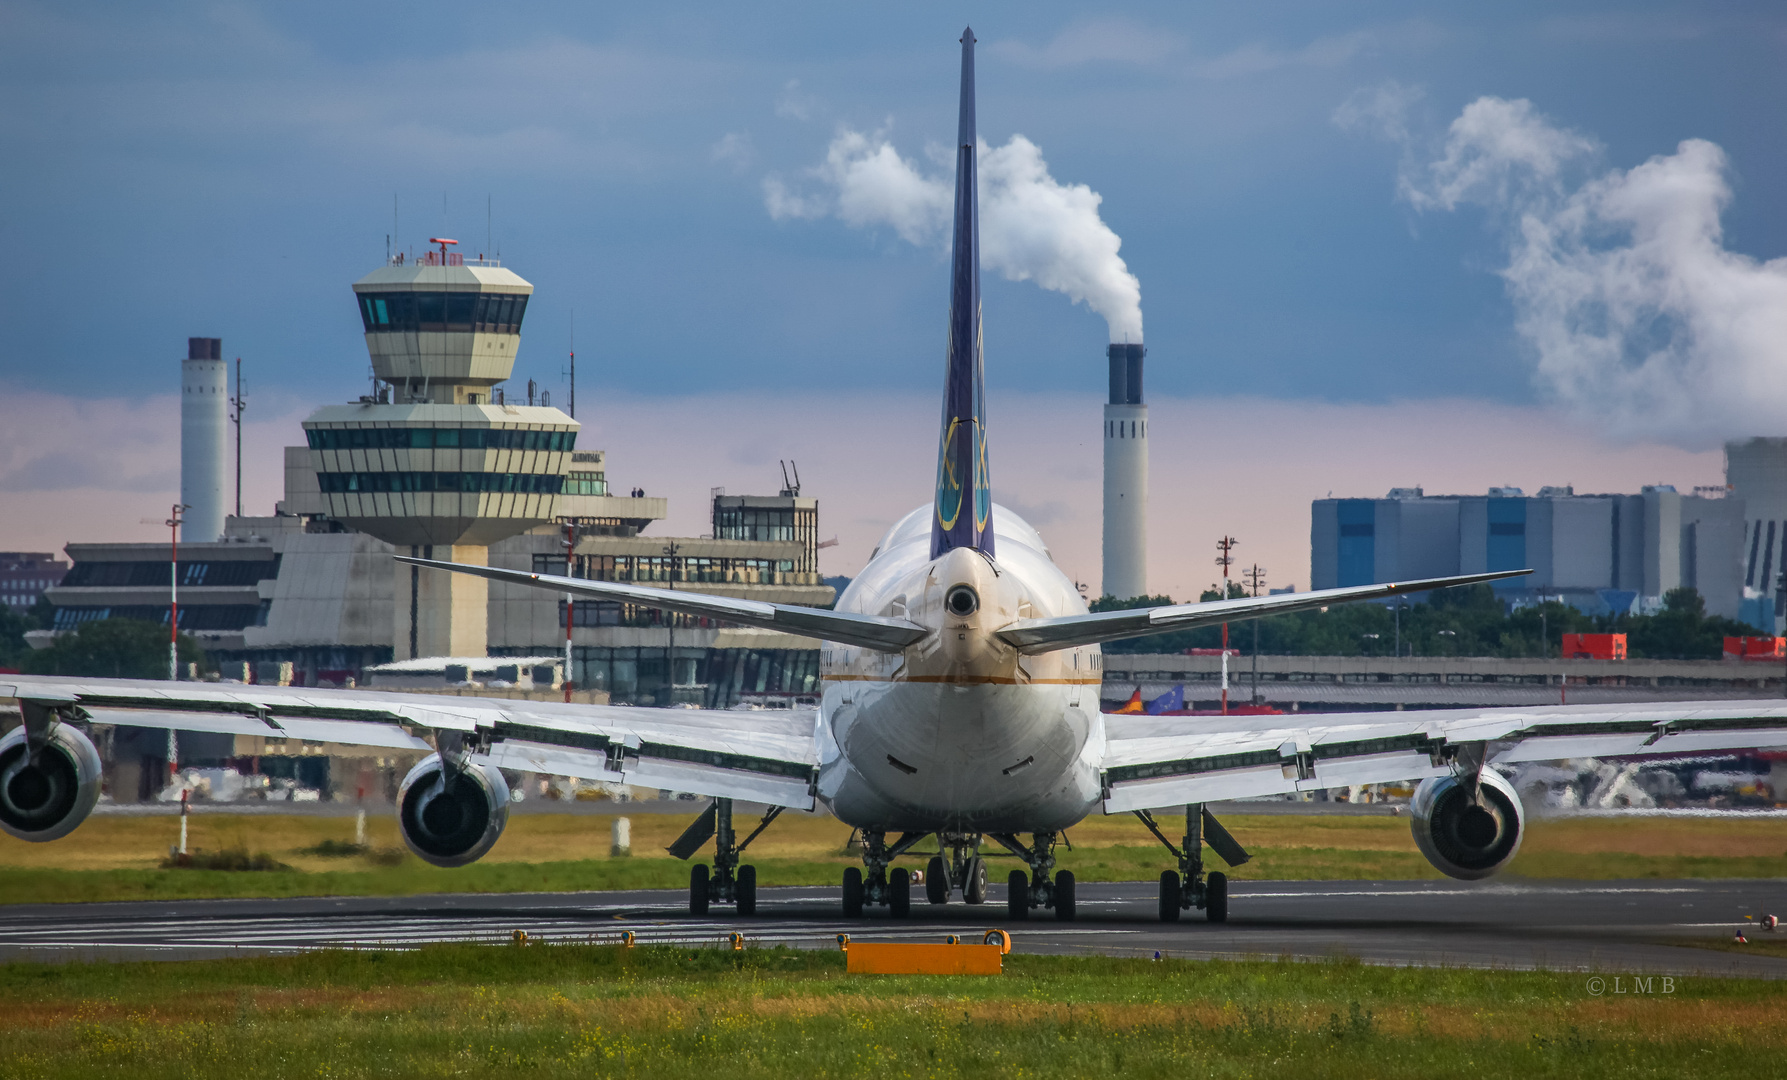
[925,856,949,904]
[1205,871,1228,923]
[737,865,757,915]
[1054,870,1076,921]
[964,857,988,904]
[889,867,911,918]
[1007,870,1029,921]
[1158,870,1181,922]
[690,864,710,916]
[842,866,864,918]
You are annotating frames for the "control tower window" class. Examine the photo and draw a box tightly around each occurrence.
[306,427,576,452]
[357,292,528,334]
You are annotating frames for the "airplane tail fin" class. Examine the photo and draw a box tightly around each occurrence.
[930,26,994,561]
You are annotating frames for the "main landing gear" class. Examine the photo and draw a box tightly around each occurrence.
[1134,803,1250,923]
[840,830,931,917]
[987,831,1076,922]
[669,797,783,916]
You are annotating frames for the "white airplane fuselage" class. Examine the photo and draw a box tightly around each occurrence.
[816,504,1105,832]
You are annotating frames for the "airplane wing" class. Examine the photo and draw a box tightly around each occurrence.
[998,570,1531,654]
[1098,699,1787,812]
[396,556,926,654]
[0,675,819,809]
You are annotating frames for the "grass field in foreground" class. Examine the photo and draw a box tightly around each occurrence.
[1,810,1782,905]
[0,944,1782,1078]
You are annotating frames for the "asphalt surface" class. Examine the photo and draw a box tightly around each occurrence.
[5,879,1787,978]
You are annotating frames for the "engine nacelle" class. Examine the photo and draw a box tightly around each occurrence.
[1410,768,1524,881]
[0,723,102,842]
[397,755,509,868]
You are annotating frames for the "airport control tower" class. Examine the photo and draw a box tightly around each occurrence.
[302,240,577,659]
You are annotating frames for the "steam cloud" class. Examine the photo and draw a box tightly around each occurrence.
[1347,90,1787,446]
[765,129,1143,342]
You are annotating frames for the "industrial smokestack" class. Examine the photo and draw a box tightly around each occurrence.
[181,337,227,543]
[1102,342,1147,599]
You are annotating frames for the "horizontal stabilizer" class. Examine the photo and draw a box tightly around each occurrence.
[394,557,928,654]
[998,569,1530,654]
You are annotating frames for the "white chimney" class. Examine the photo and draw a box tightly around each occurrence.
[181,337,227,543]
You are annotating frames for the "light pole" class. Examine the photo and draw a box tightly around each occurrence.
[165,503,189,681]
[563,522,577,703]
[663,541,681,703]
[1244,563,1267,705]
[1215,537,1237,714]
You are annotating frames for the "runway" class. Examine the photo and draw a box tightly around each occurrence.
[5,879,1787,978]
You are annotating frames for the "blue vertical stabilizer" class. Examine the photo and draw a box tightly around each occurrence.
[931,26,995,560]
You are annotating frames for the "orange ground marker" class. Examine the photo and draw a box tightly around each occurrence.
[844,931,1010,975]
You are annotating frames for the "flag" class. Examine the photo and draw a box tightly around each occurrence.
[1145,684,1186,715]
[1114,689,1145,714]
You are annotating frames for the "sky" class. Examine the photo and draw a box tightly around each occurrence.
[0,2,1781,595]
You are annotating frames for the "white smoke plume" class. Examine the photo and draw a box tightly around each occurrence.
[1350,91,1787,446]
[764,129,1143,342]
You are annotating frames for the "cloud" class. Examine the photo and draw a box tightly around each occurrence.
[991,19,1184,69]
[764,128,1143,341]
[775,78,818,121]
[711,131,754,172]
[1351,94,1787,446]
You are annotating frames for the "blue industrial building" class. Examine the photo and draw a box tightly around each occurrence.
[1312,485,1748,621]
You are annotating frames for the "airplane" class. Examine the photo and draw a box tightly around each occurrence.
[8,28,1787,926]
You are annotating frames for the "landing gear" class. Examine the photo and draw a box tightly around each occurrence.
[889,867,911,918]
[669,798,784,916]
[1136,804,1249,923]
[1054,870,1075,921]
[925,856,949,904]
[690,864,710,916]
[842,866,864,918]
[987,832,1072,921]
[963,856,988,904]
[840,830,928,917]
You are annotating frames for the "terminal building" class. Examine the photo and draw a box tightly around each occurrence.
[34,248,833,712]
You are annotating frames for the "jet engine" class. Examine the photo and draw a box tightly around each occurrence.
[0,722,103,842]
[1410,768,1524,881]
[397,755,510,868]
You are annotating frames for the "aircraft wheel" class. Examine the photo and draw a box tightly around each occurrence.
[842,866,864,918]
[963,857,988,904]
[1205,871,1228,924]
[689,864,710,916]
[1007,869,1029,921]
[1158,870,1181,922]
[1054,870,1076,921]
[737,864,757,916]
[889,867,911,919]
[925,856,949,904]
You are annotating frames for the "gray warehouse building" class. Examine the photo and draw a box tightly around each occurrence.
[1311,485,1747,621]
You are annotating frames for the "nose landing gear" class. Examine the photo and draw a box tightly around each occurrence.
[1134,803,1248,922]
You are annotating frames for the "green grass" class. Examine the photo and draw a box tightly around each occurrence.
[0,944,1782,1077]
[2,811,1781,906]
[6,847,1785,907]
